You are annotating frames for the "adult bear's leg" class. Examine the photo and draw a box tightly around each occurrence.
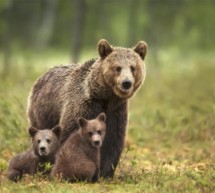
[100,102,127,178]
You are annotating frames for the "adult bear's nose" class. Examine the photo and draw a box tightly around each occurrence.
[122,80,132,90]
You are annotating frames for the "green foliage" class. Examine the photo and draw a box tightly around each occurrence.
[0,82,28,152]
[0,0,215,51]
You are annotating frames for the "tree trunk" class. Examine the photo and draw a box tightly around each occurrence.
[71,0,86,63]
[100,0,111,41]
[146,0,160,66]
[2,0,13,79]
[35,0,58,50]
[127,0,140,46]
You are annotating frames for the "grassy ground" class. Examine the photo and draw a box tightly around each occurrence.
[0,51,215,192]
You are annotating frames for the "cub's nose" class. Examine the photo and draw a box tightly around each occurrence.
[93,141,100,147]
[40,147,46,152]
[122,80,132,90]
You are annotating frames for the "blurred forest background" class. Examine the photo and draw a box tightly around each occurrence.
[0,0,215,192]
[0,0,215,78]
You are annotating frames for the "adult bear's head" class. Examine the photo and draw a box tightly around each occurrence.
[98,39,148,99]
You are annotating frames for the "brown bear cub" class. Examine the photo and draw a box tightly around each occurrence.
[7,125,61,182]
[28,39,148,178]
[51,113,106,182]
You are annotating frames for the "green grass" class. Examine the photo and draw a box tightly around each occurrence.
[0,51,215,192]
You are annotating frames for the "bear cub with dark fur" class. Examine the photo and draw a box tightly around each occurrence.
[7,125,61,182]
[51,113,106,182]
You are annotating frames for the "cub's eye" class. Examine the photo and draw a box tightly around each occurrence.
[37,140,41,144]
[131,66,135,72]
[97,130,101,135]
[46,139,51,144]
[116,66,121,73]
[88,132,93,137]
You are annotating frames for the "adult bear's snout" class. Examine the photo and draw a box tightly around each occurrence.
[122,80,132,90]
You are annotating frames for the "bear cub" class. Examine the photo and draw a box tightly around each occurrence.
[7,125,61,182]
[51,113,106,182]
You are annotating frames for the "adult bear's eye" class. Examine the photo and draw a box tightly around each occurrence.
[46,139,51,144]
[116,66,121,73]
[38,140,41,144]
[131,66,135,72]
[97,130,101,135]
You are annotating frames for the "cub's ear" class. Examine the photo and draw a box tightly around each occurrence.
[52,125,61,137]
[78,117,88,128]
[98,39,112,59]
[28,126,38,138]
[97,113,106,123]
[133,41,148,60]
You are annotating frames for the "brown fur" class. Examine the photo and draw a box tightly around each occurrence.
[27,39,147,177]
[7,126,61,182]
[51,113,106,182]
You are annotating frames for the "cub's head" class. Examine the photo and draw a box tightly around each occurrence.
[78,113,106,148]
[29,125,61,159]
[98,39,148,99]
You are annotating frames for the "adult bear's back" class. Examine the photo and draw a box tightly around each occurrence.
[27,59,96,129]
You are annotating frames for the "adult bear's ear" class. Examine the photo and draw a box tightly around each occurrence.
[133,41,148,60]
[28,126,38,138]
[52,125,61,137]
[98,39,112,59]
[97,113,106,123]
[78,117,88,128]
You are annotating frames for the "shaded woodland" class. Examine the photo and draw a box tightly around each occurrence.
[0,0,215,75]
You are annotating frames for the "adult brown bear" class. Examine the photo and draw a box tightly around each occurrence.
[28,39,147,178]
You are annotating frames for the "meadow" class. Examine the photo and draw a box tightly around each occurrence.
[0,50,215,193]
